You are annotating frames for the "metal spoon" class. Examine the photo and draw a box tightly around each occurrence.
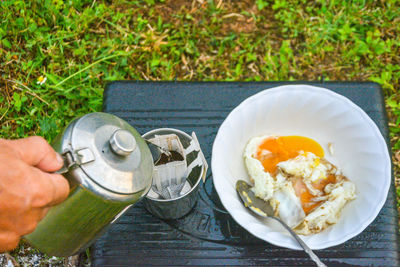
[236,180,327,267]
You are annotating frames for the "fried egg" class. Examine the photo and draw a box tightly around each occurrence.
[243,135,356,234]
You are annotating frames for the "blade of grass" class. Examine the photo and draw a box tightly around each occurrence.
[51,52,129,88]
[6,79,50,106]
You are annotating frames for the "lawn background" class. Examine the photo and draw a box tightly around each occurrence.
[0,0,399,265]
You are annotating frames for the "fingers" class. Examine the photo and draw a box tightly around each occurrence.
[17,207,50,235]
[29,167,70,208]
[46,172,70,206]
[0,139,69,253]
[0,231,20,252]
[5,136,64,172]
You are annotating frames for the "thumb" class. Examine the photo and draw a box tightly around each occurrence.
[6,136,64,172]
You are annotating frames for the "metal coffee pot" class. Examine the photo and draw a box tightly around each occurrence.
[24,112,154,256]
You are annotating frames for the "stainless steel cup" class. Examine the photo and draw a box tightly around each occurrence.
[142,128,207,219]
[24,112,154,256]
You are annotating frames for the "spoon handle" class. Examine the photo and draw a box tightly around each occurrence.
[273,217,327,267]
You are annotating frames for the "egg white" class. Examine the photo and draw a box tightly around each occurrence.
[244,135,276,201]
[272,181,306,228]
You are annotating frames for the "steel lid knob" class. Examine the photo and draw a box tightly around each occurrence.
[109,129,136,156]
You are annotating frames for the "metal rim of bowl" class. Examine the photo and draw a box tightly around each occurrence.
[142,127,205,202]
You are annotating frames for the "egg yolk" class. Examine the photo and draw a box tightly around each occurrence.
[292,175,336,214]
[255,136,324,174]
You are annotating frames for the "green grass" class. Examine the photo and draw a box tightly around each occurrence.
[1,0,400,264]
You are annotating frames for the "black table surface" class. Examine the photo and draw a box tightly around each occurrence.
[93,81,399,266]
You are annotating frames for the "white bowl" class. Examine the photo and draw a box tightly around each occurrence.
[211,85,391,250]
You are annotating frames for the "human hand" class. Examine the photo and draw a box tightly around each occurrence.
[0,136,69,252]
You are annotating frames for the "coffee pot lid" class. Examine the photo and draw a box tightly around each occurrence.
[67,112,153,194]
